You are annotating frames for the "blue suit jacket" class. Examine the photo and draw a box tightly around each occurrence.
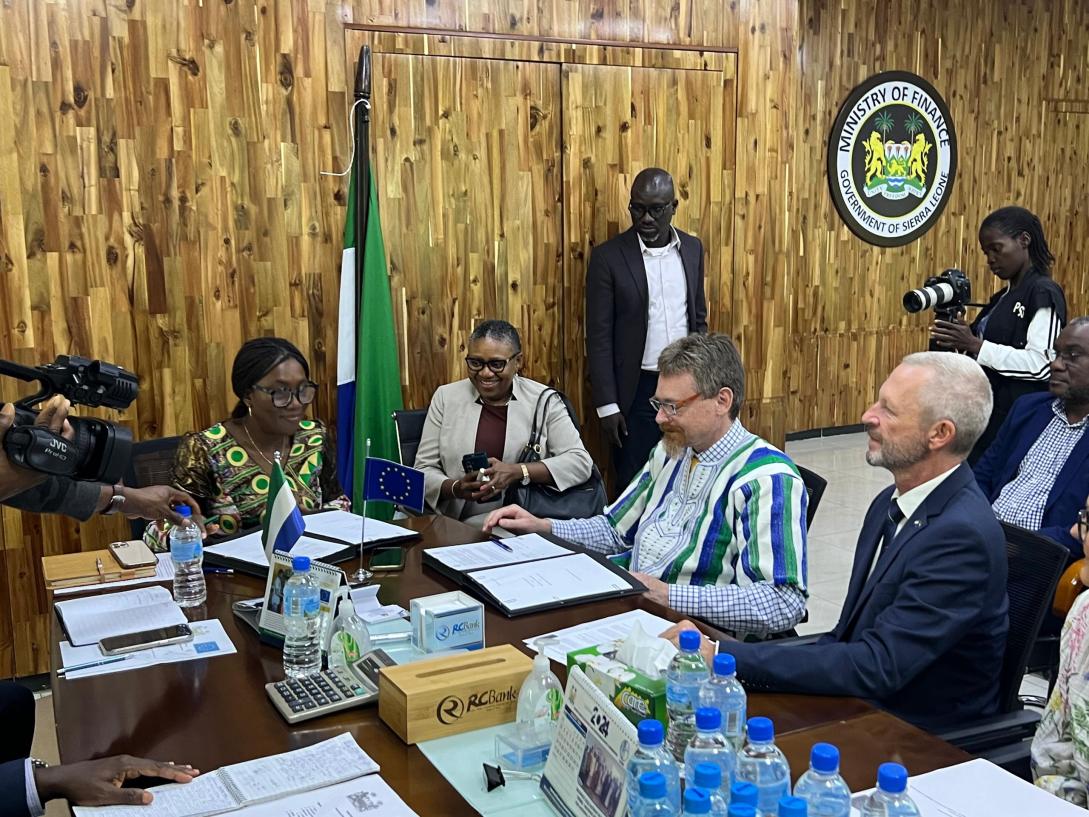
[0,760,29,817]
[973,391,1089,557]
[728,463,1008,731]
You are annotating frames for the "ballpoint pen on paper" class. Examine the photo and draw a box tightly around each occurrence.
[57,655,130,676]
[490,539,514,553]
[203,567,234,575]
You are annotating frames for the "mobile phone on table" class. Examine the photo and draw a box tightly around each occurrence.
[99,623,193,655]
[369,545,406,572]
[107,540,157,569]
[462,451,490,478]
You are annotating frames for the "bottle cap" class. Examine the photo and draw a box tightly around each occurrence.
[291,555,311,572]
[637,719,664,747]
[638,771,667,799]
[692,761,721,789]
[176,504,192,518]
[695,707,722,730]
[713,652,736,676]
[810,742,840,773]
[876,762,908,794]
[746,716,773,742]
[777,796,807,817]
[730,781,758,806]
[679,630,702,652]
[727,805,757,817]
[683,787,711,814]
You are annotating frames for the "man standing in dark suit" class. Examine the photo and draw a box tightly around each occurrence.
[586,168,708,490]
[663,352,1009,732]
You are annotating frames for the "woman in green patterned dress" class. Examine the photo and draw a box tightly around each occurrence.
[144,338,350,551]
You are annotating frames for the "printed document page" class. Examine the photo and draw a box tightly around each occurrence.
[424,533,571,572]
[205,533,346,567]
[55,586,186,647]
[470,553,631,612]
[59,619,237,679]
[302,510,413,545]
[235,776,418,817]
[223,733,379,803]
[524,609,676,664]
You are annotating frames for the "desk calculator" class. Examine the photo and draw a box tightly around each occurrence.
[265,648,394,724]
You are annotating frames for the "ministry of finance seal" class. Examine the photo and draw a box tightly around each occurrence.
[827,71,957,247]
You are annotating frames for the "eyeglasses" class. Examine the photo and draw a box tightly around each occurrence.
[465,355,519,373]
[1079,508,1089,543]
[251,382,318,408]
[1046,348,1085,365]
[649,392,703,417]
[628,202,672,220]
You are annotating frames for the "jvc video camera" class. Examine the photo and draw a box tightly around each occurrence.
[1,355,138,483]
[902,268,972,321]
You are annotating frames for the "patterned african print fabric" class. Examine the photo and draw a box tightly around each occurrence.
[143,418,350,551]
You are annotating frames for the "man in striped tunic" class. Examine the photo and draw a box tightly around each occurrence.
[484,333,808,638]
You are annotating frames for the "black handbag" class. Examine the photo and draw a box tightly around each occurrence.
[503,388,608,520]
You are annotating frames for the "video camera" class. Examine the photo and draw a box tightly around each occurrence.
[0,355,138,483]
[902,268,972,321]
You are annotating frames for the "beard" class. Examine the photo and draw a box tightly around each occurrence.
[660,427,687,459]
[865,429,930,471]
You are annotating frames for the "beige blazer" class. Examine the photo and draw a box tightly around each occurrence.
[413,376,594,522]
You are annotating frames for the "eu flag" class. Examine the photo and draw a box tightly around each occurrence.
[363,457,425,514]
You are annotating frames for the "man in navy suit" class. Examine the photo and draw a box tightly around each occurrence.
[663,352,1009,731]
[585,168,708,490]
[974,317,1089,557]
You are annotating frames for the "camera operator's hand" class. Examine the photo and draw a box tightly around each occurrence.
[122,486,213,538]
[931,318,983,356]
[0,396,73,502]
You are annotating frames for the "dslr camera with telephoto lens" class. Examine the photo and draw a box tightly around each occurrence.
[0,355,138,483]
[902,268,972,321]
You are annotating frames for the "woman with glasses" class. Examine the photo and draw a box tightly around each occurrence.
[930,206,1067,462]
[414,320,593,528]
[1033,499,1089,806]
[143,337,348,550]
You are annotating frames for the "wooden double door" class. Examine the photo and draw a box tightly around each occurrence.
[347,29,737,466]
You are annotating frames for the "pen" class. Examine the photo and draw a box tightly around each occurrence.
[58,655,130,676]
[203,567,234,575]
[490,538,513,553]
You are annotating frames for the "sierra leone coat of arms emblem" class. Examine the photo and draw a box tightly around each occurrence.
[827,71,958,247]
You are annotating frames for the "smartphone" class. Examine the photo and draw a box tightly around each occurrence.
[108,540,157,569]
[99,624,193,655]
[461,451,490,474]
[369,546,406,572]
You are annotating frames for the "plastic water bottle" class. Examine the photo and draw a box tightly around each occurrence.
[792,743,851,817]
[169,505,206,606]
[516,649,564,740]
[328,587,369,672]
[727,805,757,817]
[282,556,321,678]
[730,781,758,808]
[777,797,807,817]
[683,788,712,816]
[627,720,681,814]
[685,707,735,789]
[666,630,710,760]
[735,717,790,817]
[859,763,921,817]
[632,771,678,816]
[701,653,747,751]
[690,762,729,816]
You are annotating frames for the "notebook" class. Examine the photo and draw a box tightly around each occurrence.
[54,586,187,647]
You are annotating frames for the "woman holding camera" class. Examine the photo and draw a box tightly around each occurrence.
[931,205,1067,462]
[414,320,593,528]
[143,337,349,550]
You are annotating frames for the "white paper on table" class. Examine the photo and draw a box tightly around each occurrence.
[523,609,676,664]
[349,585,406,623]
[55,586,187,647]
[470,553,632,612]
[847,758,1084,816]
[54,553,176,596]
[303,511,413,546]
[205,534,347,567]
[423,533,571,572]
[59,619,237,679]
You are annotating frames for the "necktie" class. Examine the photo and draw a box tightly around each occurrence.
[879,498,905,559]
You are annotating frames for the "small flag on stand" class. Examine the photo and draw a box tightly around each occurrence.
[363,457,425,514]
[262,455,306,559]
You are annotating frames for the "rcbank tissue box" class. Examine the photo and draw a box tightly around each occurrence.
[567,645,668,728]
[410,591,485,652]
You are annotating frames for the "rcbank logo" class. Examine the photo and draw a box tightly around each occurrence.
[435,619,481,642]
[435,686,518,724]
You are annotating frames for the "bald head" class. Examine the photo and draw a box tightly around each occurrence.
[629,168,678,247]
[632,168,675,199]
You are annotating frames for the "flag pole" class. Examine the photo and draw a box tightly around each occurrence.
[350,437,373,584]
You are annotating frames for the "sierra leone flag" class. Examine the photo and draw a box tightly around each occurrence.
[261,459,305,559]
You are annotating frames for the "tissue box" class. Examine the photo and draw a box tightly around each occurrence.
[410,591,485,652]
[567,645,668,728]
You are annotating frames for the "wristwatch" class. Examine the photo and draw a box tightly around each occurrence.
[519,464,531,486]
[102,484,126,515]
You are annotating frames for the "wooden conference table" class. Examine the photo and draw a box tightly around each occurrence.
[51,515,968,814]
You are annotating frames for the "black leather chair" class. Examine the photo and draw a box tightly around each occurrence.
[797,465,827,530]
[391,408,428,467]
[937,523,1071,776]
[122,436,182,539]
